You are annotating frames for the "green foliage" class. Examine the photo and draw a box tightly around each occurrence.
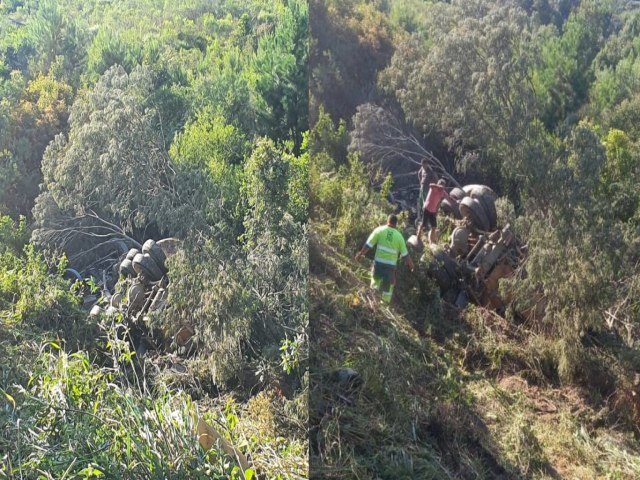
[153,137,308,391]
[25,0,89,80]
[1,348,241,479]
[34,65,207,247]
[243,139,293,227]
[156,218,307,390]
[388,0,436,35]
[169,111,247,230]
[253,0,309,152]
[188,45,257,133]
[85,28,145,83]
[0,1,309,476]
[310,99,392,252]
[0,242,87,344]
[381,1,539,181]
[608,94,640,141]
[287,142,310,226]
[242,138,308,241]
[533,1,612,127]
[311,1,640,475]
[308,106,349,170]
[0,70,73,216]
[0,0,308,219]
[0,214,29,254]
[589,11,640,117]
[312,151,391,251]
[280,334,306,376]
[310,0,395,123]
[171,111,249,170]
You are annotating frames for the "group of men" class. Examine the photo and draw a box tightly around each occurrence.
[356,159,454,304]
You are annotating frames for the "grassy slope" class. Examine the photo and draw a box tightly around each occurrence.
[0,249,307,480]
[0,319,307,479]
[309,227,640,480]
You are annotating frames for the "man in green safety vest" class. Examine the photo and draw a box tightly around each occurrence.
[356,214,415,304]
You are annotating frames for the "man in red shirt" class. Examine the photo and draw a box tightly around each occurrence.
[417,158,437,224]
[417,178,455,245]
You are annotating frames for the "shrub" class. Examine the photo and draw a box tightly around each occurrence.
[0,242,87,345]
[0,347,244,479]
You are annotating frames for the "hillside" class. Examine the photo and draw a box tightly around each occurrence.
[0,0,308,478]
[309,1,640,477]
[309,221,640,479]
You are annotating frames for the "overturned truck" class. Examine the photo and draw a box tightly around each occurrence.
[410,184,526,311]
[80,238,184,354]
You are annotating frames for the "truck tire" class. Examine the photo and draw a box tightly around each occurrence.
[142,239,167,273]
[128,283,146,311]
[119,259,136,278]
[429,263,454,291]
[473,192,497,230]
[126,248,140,261]
[459,197,490,231]
[463,184,497,201]
[132,253,164,282]
[156,238,182,258]
[427,246,457,291]
[441,198,462,219]
[450,187,467,201]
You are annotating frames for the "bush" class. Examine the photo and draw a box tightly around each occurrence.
[0,347,245,479]
[312,152,393,251]
[0,214,29,254]
[0,242,88,345]
[154,217,307,391]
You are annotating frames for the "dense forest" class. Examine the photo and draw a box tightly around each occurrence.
[0,0,308,478]
[310,0,640,478]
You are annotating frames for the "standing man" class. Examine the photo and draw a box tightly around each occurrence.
[417,178,455,245]
[356,214,415,304]
[417,159,437,224]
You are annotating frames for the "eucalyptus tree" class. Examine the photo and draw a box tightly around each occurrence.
[33,65,204,265]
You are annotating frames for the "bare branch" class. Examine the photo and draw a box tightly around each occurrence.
[350,104,461,188]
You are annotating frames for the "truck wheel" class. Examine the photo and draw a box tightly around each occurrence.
[473,192,497,230]
[430,245,458,281]
[157,238,182,258]
[128,283,146,311]
[450,227,471,257]
[142,239,168,273]
[450,187,467,201]
[119,259,136,278]
[460,197,490,231]
[463,184,497,200]
[441,198,462,219]
[132,253,164,282]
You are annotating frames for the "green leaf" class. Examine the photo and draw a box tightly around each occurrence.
[244,468,255,480]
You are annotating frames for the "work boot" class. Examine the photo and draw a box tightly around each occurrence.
[381,284,393,304]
